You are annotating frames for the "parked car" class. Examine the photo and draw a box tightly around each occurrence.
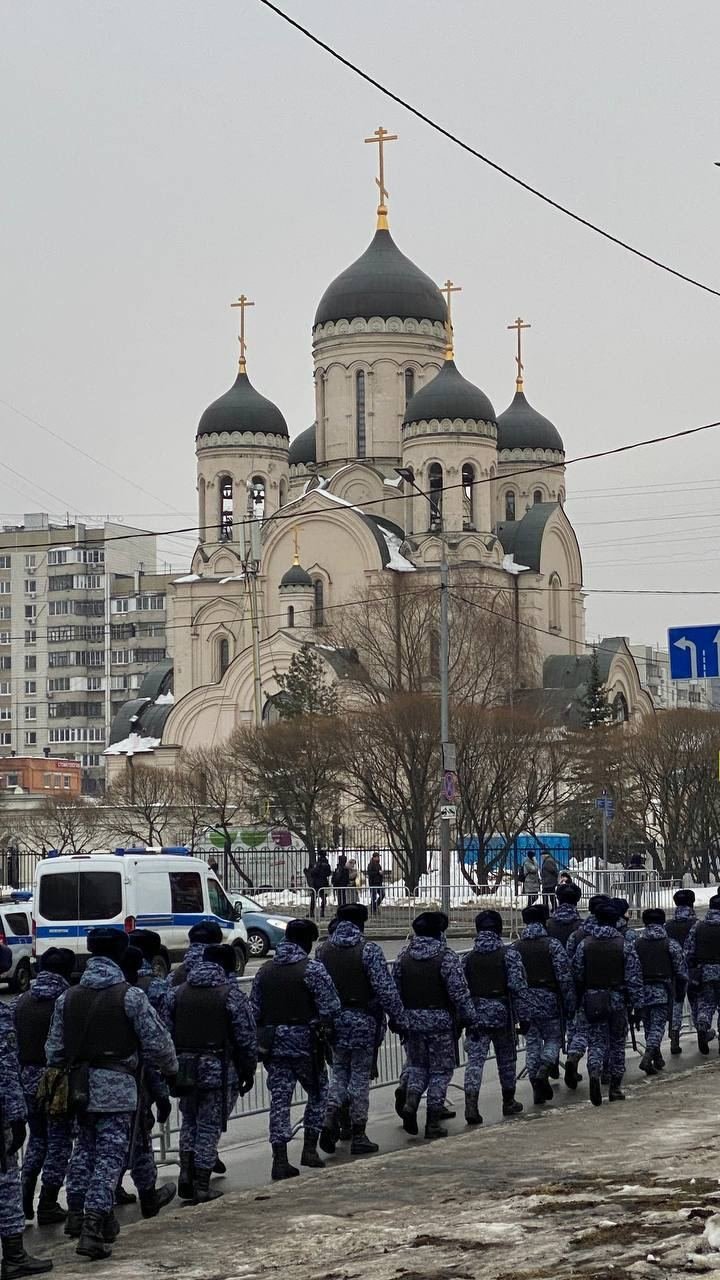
[230,893,293,958]
[0,892,33,993]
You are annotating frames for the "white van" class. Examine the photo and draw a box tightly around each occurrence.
[33,848,249,975]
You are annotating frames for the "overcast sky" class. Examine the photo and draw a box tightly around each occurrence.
[2,0,720,648]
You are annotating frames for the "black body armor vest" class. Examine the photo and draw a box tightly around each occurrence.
[636,937,673,982]
[694,923,720,965]
[465,949,508,1000]
[173,984,229,1052]
[583,937,625,989]
[63,983,137,1066]
[398,953,450,1010]
[546,917,580,949]
[14,992,55,1066]
[514,937,558,989]
[255,958,316,1025]
[666,918,693,947]
[315,940,372,1009]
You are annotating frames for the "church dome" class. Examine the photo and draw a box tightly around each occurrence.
[403,360,496,426]
[315,229,447,327]
[280,563,313,589]
[197,370,289,439]
[496,390,563,453]
[288,422,317,466]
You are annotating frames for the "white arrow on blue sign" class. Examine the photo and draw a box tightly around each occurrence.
[668,626,720,680]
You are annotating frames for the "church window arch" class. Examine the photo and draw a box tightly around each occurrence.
[355,370,367,458]
[504,490,516,522]
[549,573,562,633]
[216,635,231,681]
[613,692,629,723]
[251,475,266,520]
[313,578,325,627]
[279,477,288,508]
[404,367,415,409]
[462,463,475,530]
[533,488,543,505]
[287,605,295,628]
[219,476,234,541]
[428,463,443,530]
[198,477,207,542]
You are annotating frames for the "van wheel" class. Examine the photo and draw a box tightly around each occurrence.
[247,929,270,958]
[153,952,170,979]
[10,959,31,994]
[233,944,247,976]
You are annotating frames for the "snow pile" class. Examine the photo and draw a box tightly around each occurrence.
[154,692,174,705]
[378,526,415,573]
[104,733,161,757]
[173,573,200,583]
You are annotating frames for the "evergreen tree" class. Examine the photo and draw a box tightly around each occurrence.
[274,645,338,719]
[581,647,614,728]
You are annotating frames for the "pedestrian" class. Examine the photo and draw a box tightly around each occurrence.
[366,854,386,915]
[331,853,349,908]
[571,901,644,1106]
[167,943,257,1204]
[563,894,613,1088]
[511,905,575,1106]
[546,883,583,950]
[557,871,574,889]
[306,852,332,920]
[611,898,637,943]
[208,856,220,877]
[684,893,720,1055]
[666,889,698,1055]
[462,910,527,1126]
[46,927,178,1260]
[345,859,361,905]
[169,920,224,988]
[0,943,53,1280]
[540,851,559,912]
[316,903,404,1156]
[15,947,75,1228]
[634,908,687,1076]
[393,911,476,1140]
[251,918,341,1181]
[520,851,540,907]
[625,852,646,918]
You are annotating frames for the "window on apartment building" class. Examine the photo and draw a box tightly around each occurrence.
[48,677,70,692]
[25,606,37,623]
[0,733,12,746]
[82,754,100,767]
[24,630,36,645]
[24,555,36,570]
[63,775,71,789]
[137,595,165,611]
[0,608,11,621]
[43,772,52,788]
[114,598,130,613]
[49,600,71,616]
[0,708,12,721]
[24,580,37,594]
[0,582,11,595]
[24,707,37,722]
[87,676,102,691]
[0,633,10,646]
[0,557,11,569]
[48,550,68,566]
[24,681,36,695]
[24,732,37,747]
[0,657,11,671]
[0,682,10,696]
[24,656,36,672]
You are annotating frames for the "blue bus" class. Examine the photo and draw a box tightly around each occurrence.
[460,832,571,871]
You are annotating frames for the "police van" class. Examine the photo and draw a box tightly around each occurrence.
[0,892,33,993]
[33,848,249,976]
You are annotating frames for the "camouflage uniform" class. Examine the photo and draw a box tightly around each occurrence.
[685,908,720,1042]
[16,969,74,1195]
[0,999,27,1241]
[636,924,686,1051]
[166,957,257,1170]
[47,956,178,1217]
[127,960,172,1195]
[251,941,340,1146]
[547,903,582,949]
[392,937,476,1112]
[316,920,404,1125]
[512,923,576,1081]
[571,923,644,1081]
[462,932,528,1096]
[669,906,697,1034]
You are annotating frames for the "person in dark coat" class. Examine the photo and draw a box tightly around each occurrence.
[306,853,332,919]
[540,852,559,911]
[462,911,528,1125]
[634,908,686,1075]
[685,893,720,1054]
[331,854,350,908]
[666,889,697,1054]
[169,920,224,988]
[511,905,575,1106]
[571,902,644,1107]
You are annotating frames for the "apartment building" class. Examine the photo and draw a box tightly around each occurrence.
[630,643,720,712]
[0,514,174,793]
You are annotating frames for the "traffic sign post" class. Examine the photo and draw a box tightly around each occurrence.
[595,791,614,863]
[668,626,720,680]
[440,804,456,821]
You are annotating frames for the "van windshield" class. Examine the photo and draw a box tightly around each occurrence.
[39,871,123,922]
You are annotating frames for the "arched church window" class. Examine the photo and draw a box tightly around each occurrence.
[549,573,561,633]
[318,371,326,426]
[462,463,475,530]
[404,368,415,409]
[279,478,287,509]
[287,605,295,628]
[252,475,266,520]
[505,490,516,522]
[313,578,325,627]
[533,489,543,505]
[355,371,366,458]
[613,692,629,723]
[219,476,233,541]
[217,636,230,680]
[428,463,443,531]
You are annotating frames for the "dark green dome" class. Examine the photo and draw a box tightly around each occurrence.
[288,422,317,466]
[403,360,496,426]
[197,369,288,439]
[497,389,563,453]
[280,563,313,589]
[315,228,447,326]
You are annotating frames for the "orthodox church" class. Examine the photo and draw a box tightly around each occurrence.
[106,130,652,771]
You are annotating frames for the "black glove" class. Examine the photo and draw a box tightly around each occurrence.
[517,1020,530,1037]
[155,1097,172,1125]
[7,1120,26,1156]
[238,1072,255,1097]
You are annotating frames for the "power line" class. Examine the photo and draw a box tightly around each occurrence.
[257,0,720,301]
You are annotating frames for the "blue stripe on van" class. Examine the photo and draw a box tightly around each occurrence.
[6,936,32,946]
[36,913,236,940]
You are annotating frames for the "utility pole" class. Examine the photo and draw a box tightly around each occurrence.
[244,482,263,728]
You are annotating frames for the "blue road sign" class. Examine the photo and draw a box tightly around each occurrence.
[595,796,615,818]
[668,626,720,680]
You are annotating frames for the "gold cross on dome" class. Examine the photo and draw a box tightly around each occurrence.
[364,126,398,228]
[292,528,300,566]
[231,294,255,372]
[507,316,531,391]
[441,279,462,360]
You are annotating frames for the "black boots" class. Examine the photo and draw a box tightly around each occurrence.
[114,1184,136,1206]
[394,1084,406,1118]
[639,1049,657,1075]
[271,1143,299,1181]
[350,1124,379,1155]
[608,1077,626,1102]
[670,1029,682,1055]
[652,1048,665,1071]
[300,1131,325,1169]
[63,1211,83,1239]
[319,1107,340,1155]
[102,1214,120,1244]
[401,1090,421,1135]
[139,1184,177,1219]
[76,1213,112,1261]
[589,1076,603,1107]
[502,1089,523,1116]
[534,1066,553,1101]
[564,1055,581,1090]
[0,1236,52,1280]
[424,1110,448,1140]
[548,1060,560,1080]
[193,1168,222,1203]
[35,1188,66,1228]
[21,1176,37,1223]
[531,1079,547,1106]
[438,1101,457,1120]
[212,1157,226,1175]
[698,1026,710,1055]
[464,1094,482,1126]
[178,1152,195,1201]
[337,1102,352,1142]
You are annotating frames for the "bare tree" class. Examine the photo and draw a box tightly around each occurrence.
[17,794,106,856]
[106,762,178,847]
[177,744,255,886]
